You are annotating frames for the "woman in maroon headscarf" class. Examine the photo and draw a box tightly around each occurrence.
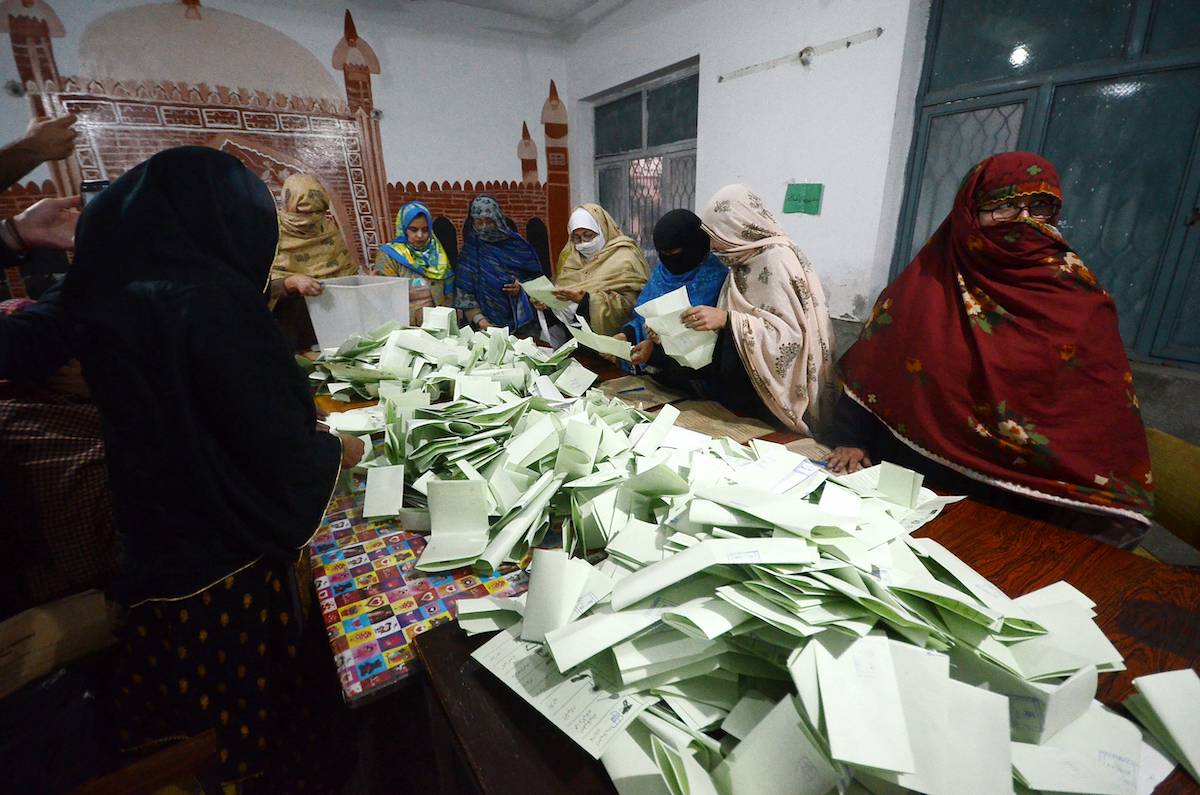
[826,152,1153,544]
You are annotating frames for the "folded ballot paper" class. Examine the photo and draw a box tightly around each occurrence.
[310,316,1178,795]
[568,316,633,361]
[1124,668,1200,783]
[520,275,570,311]
[635,286,717,369]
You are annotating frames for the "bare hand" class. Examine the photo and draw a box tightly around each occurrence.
[630,339,654,366]
[530,299,548,311]
[477,317,493,330]
[44,359,90,399]
[647,329,661,345]
[23,114,78,163]
[284,274,323,296]
[682,306,727,331]
[13,195,81,251]
[824,447,872,474]
[552,287,585,304]
[502,279,522,297]
[339,434,366,469]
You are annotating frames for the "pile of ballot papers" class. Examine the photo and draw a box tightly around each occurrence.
[317,311,1195,795]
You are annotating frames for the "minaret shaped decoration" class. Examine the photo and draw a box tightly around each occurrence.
[541,80,570,269]
[333,8,387,261]
[0,0,78,196]
[1,0,62,89]
[517,122,538,186]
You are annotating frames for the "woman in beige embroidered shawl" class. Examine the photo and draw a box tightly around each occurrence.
[689,184,836,436]
[266,173,358,348]
[534,204,649,341]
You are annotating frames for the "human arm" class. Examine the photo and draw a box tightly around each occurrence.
[823,393,878,473]
[0,115,78,192]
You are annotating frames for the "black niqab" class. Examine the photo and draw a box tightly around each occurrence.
[653,209,710,275]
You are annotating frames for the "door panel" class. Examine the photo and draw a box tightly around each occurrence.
[1042,67,1200,346]
[1151,179,1200,361]
[928,0,1133,91]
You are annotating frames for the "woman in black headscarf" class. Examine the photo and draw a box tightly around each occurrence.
[613,209,728,385]
[64,147,361,792]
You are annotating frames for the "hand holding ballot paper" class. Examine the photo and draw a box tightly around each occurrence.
[636,286,718,369]
[520,276,570,311]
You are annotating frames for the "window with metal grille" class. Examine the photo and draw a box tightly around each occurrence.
[593,69,698,266]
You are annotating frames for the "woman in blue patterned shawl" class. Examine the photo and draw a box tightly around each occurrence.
[616,209,727,376]
[454,195,544,329]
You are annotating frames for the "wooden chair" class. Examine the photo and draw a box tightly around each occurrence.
[1146,427,1200,550]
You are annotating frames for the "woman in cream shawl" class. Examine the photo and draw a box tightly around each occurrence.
[268,173,357,295]
[538,204,649,339]
[693,184,836,436]
[267,173,358,348]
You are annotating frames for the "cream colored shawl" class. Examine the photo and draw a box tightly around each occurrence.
[270,174,358,282]
[701,184,835,436]
[554,204,649,336]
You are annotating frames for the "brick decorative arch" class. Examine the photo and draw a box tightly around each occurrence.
[209,135,361,269]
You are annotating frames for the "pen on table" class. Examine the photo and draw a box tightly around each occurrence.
[617,386,646,394]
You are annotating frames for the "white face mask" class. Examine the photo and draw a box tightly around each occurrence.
[575,233,605,259]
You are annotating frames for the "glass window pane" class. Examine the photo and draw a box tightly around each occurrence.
[594,93,642,156]
[597,163,627,227]
[909,102,1025,260]
[1147,0,1200,54]
[1043,68,1200,346]
[647,74,699,147]
[929,0,1133,91]
[628,157,663,265]
[664,153,697,214]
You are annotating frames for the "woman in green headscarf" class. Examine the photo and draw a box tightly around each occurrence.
[371,201,453,325]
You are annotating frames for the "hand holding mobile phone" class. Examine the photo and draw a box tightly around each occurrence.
[80,179,110,206]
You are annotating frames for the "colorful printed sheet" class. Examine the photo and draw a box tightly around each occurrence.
[310,479,529,704]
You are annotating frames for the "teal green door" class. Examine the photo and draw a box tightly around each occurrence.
[894,0,1200,368]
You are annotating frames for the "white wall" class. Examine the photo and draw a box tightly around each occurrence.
[0,0,568,186]
[1,0,931,321]
[566,0,931,322]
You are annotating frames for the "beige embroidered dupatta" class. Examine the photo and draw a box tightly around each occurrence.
[701,184,835,436]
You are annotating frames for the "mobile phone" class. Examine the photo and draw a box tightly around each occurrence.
[80,179,110,206]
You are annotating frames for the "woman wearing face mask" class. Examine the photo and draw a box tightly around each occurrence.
[372,201,453,325]
[267,173,359,349]
[455,194,543,330]
[825,152,1152,546]
[533,204,648,345]
[689,184,836,437]
[614,209,727,382]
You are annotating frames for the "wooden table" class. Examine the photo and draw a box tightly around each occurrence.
[416,497,1200,795]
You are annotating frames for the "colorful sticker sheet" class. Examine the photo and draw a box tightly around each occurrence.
[310,479,529,704]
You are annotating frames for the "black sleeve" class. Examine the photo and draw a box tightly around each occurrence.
[0,279,73,382]
[186,284,342,552]
[577,292,591,323]
[709,327,774,424]
[830,391,880,450]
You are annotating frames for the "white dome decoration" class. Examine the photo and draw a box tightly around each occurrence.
[78,4,341,102]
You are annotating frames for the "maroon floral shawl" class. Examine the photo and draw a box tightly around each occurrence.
[840,152,1153,522]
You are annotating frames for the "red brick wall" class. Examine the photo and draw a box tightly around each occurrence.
[0,181,58,218]
[384,179,548,252]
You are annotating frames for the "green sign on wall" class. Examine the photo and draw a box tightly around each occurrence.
[783,183,823,215]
